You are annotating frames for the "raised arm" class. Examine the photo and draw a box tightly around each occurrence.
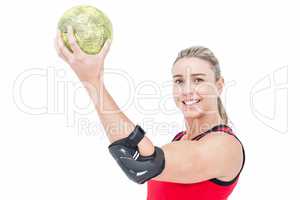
[54,26,155,156]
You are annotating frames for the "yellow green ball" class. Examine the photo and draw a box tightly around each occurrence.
[58,5,113,55]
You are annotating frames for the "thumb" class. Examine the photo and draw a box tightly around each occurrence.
[98,39,111,58]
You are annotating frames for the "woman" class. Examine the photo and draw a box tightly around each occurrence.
[55,26,245,200]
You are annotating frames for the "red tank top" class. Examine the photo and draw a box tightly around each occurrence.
[147,124,245,200]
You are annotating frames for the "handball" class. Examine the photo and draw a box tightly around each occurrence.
[57,5,113,55]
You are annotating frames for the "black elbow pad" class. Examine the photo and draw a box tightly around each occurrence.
[108,125,165,184]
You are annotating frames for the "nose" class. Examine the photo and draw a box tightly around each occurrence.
[182,81,193,96]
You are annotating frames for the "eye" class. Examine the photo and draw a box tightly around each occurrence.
[194,78,204,83]
[174,79,183,84]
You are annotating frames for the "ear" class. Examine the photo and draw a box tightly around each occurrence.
[216,77,224,96]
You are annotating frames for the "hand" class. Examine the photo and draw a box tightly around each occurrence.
[54,26,111,82]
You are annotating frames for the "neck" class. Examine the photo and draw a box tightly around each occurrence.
[184,114,225,140]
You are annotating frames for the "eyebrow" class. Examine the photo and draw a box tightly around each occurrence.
[172,73,206,78]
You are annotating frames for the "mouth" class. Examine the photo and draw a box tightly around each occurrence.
[182,99,201,106]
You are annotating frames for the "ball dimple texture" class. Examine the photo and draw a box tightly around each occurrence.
[58,5,113,55]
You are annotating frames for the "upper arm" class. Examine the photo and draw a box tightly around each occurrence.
[152,132,243,184]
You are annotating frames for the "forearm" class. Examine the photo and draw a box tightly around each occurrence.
[82,77,155,156]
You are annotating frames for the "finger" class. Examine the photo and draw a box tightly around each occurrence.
[54,33,68,62]
[67,26,82,55]
[98,39,111,58]
[57,30,73,61]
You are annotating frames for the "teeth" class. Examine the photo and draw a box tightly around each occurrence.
[183,99,200,105]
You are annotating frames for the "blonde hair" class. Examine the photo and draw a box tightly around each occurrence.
[173,46,228,124]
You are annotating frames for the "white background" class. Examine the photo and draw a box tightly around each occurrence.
[0,0,298,199]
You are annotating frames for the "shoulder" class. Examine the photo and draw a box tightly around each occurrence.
[196,131,244,179]
[156,130,244,183]
[199,131,243,159]
[200,131,242,148]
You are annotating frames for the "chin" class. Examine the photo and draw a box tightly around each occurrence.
[182,108,204,119]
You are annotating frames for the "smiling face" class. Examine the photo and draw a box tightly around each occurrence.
[172,57,224,119]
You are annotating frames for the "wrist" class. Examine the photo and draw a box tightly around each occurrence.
[80,77,105,104]
[81,78,97,90]
[80,75,104,87]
